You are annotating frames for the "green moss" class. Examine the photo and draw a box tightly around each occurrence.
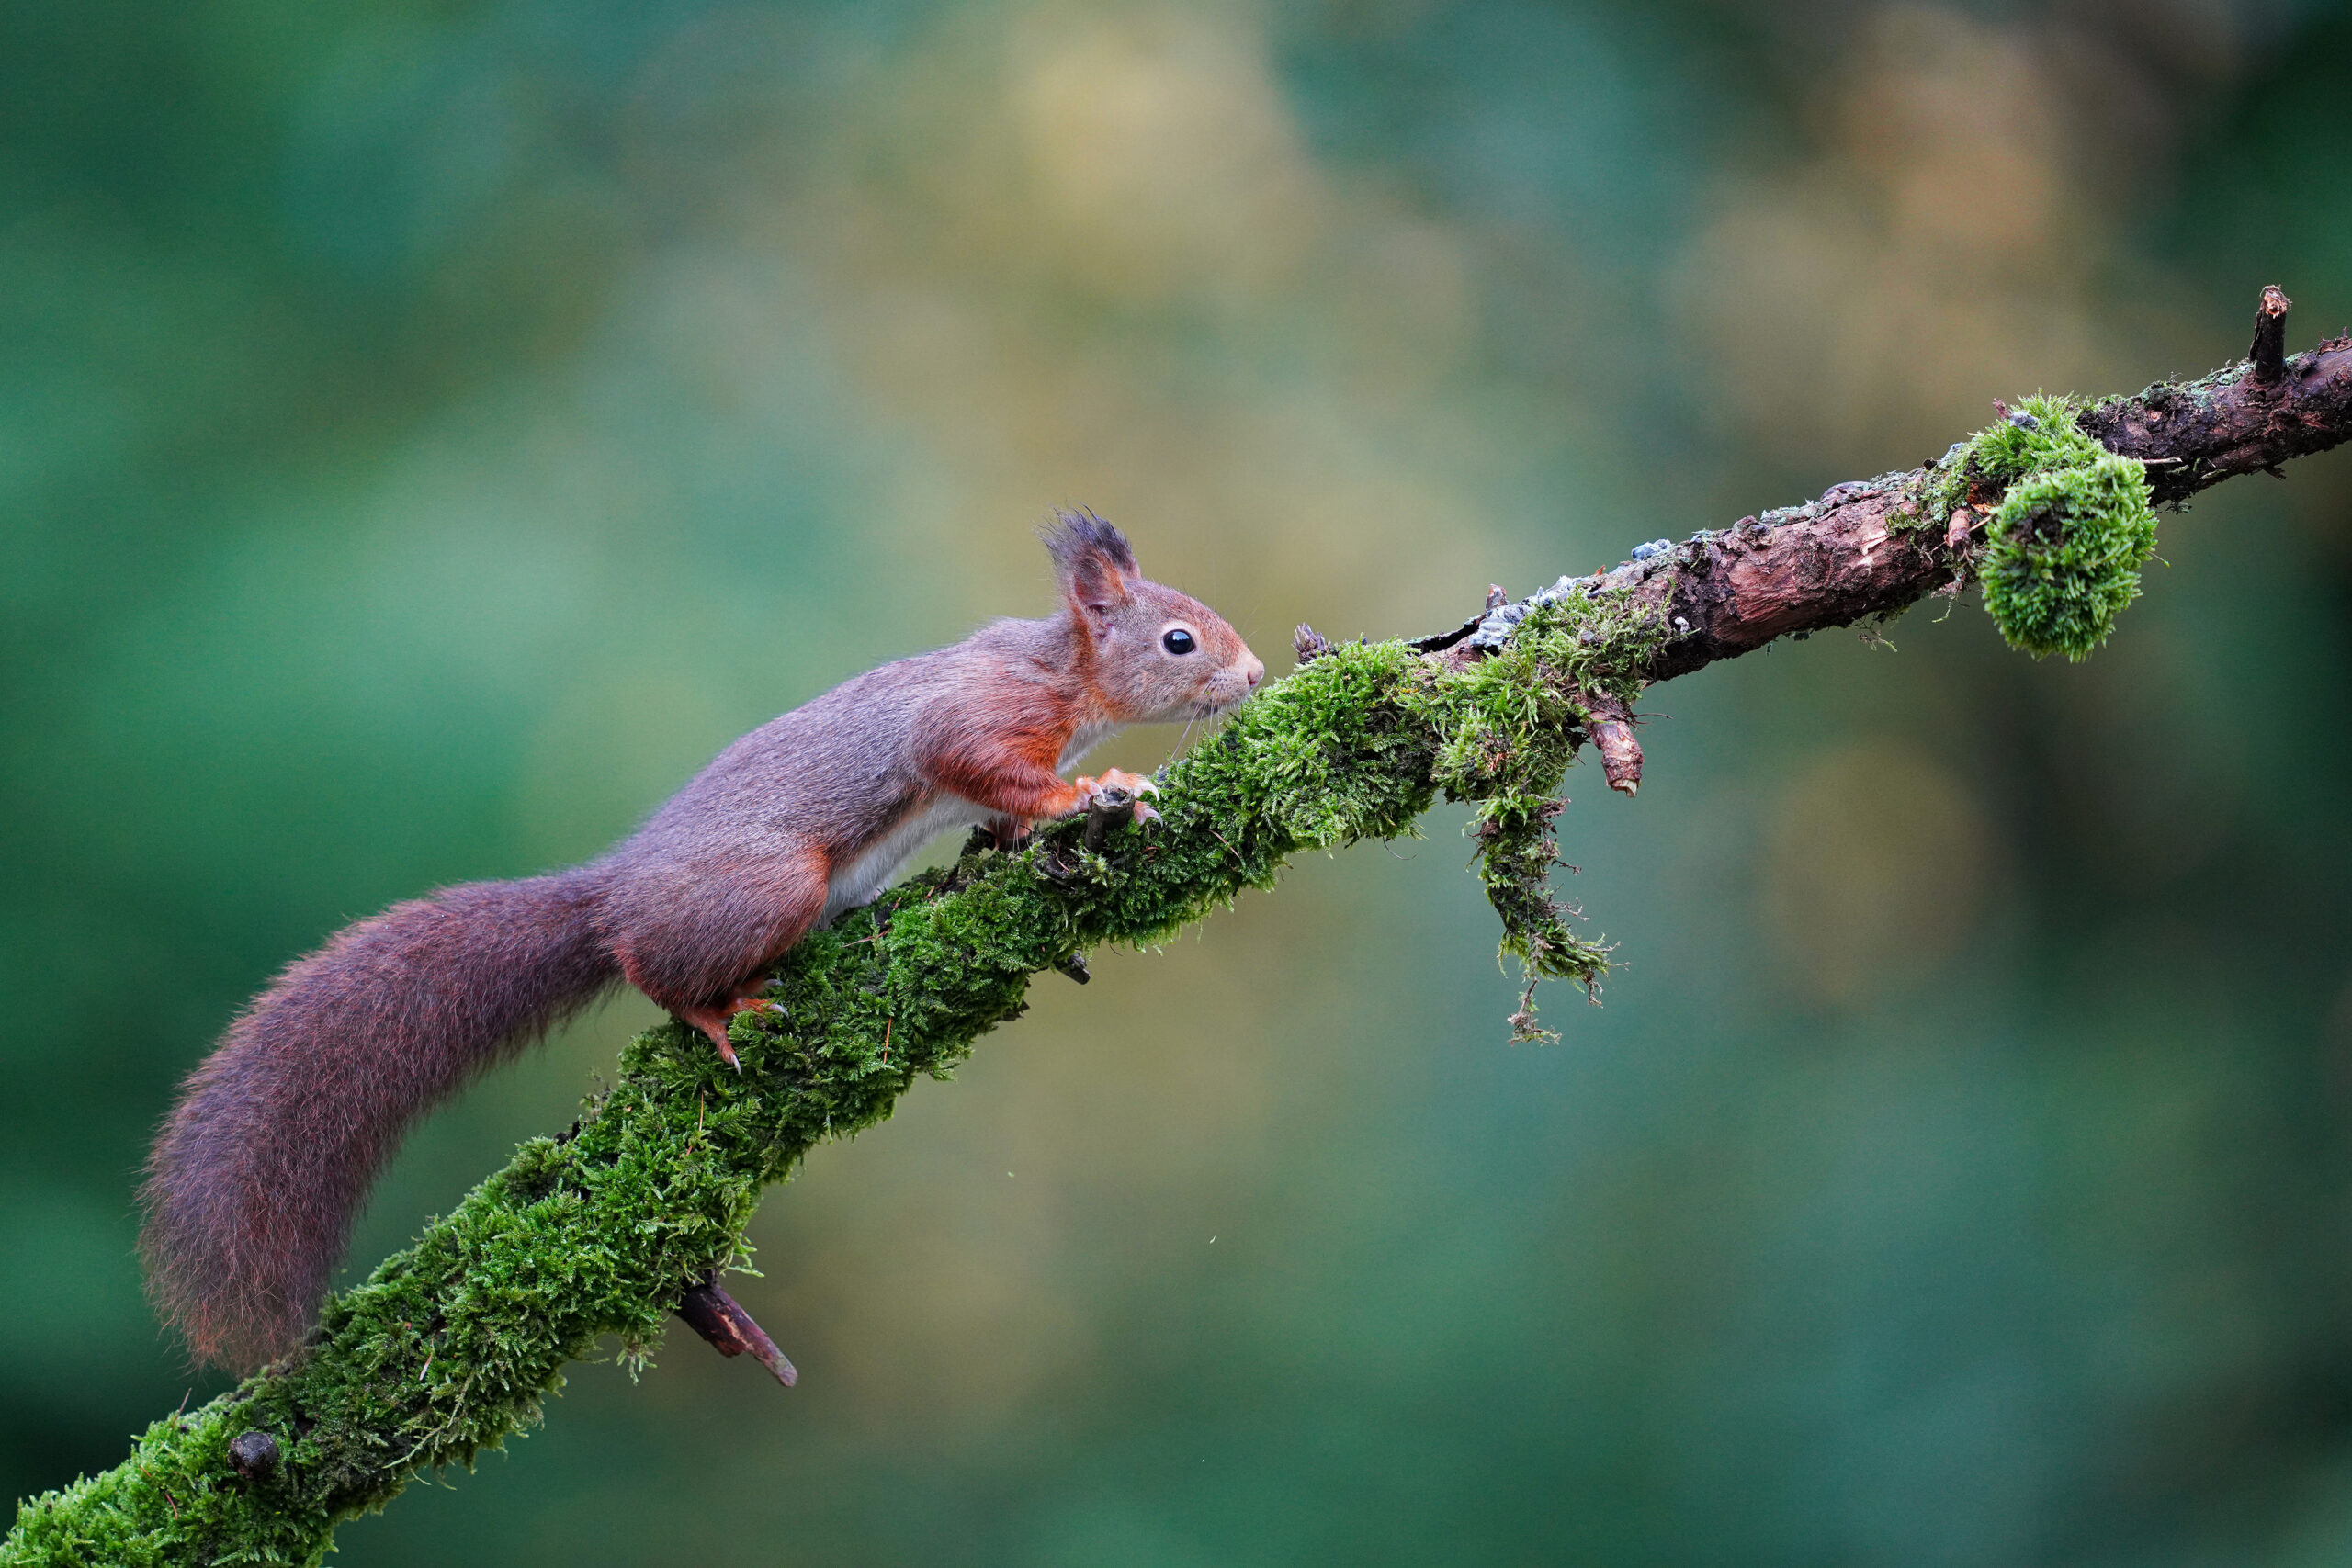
[1919,394,2158,660]
[1980,457,2157,660]
[1394,582,1668,1039]
[3,641,1504,1567]
[1921,394,2095,520]
[6,608,1671,1565]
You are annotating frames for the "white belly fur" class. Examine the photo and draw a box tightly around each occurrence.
[819,725,1126,925]
[821,795,994,923]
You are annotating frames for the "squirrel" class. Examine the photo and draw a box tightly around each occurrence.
[140,512,1264,1372]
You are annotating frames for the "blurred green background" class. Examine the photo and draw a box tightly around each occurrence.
[8,0,2352,1562]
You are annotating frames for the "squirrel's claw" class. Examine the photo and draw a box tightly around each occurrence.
[699,1024,742,1071]
[680,992,784,1073]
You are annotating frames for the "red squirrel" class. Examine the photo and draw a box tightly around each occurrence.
[141,513,1264,1372]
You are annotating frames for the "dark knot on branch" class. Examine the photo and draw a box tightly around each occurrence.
[226,1431,279,1484]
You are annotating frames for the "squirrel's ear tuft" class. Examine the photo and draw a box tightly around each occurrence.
[1043,508,1140,620]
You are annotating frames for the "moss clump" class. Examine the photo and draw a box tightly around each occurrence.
[1923,394,2158,660]
[1981,457,2157,660]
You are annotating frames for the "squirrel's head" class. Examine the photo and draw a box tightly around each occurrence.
[1045,509,1264,722]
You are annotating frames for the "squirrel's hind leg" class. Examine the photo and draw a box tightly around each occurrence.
[613,845,831,1068]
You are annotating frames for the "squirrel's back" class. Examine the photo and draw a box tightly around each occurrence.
[620,622,1069,864]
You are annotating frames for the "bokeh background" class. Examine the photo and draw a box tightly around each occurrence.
[8,0,2352,1562]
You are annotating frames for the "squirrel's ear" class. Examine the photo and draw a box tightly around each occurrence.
[1043,508,1140,625]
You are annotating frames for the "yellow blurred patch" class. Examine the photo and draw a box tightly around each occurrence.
[1758,739,2001,1006]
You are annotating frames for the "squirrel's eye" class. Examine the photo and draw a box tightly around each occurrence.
[1161,627,1198,655]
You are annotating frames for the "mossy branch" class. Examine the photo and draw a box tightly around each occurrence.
[14,290,2352,1567]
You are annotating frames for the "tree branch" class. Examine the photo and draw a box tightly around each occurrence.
[13,292,2352,1567]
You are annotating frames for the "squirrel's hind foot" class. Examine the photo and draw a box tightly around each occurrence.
[677,993,785,1071]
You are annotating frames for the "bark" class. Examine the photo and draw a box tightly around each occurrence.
[1620,318,2352,680]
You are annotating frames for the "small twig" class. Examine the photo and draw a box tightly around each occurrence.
[1575,690,1644,796]
[676,1274,797,1389]
[1081,789,1136,852]
[2252,284,2292,382]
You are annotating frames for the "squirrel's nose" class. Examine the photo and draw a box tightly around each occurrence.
[1244,658,1265,688]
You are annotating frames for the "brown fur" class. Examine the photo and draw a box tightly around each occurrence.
[140,514,1261,1371]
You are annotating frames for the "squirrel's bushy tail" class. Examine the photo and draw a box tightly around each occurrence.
[141,871,617,1371]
